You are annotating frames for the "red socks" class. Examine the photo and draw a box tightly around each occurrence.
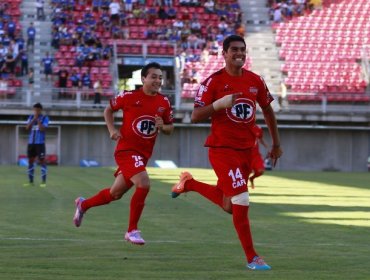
[185,179,223,208]
[127,187,149,232]
[232,204,257,263]
[81,188,113,212]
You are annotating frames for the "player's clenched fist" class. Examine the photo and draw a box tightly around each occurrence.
[110,129,122,141]
[212,93,242,111]
[154,115,164,129]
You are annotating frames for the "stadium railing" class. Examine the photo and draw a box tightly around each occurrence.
[0,86,176,109]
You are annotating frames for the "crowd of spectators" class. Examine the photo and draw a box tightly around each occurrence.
[47,0,244,96]
[0,2,24,81]
[268,0,322,23]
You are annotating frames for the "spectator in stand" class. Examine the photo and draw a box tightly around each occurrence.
[109,0,121,25]
[111,25,122,39]
[27,22,36,52]
[41,52,54,82]
[272,4,283,23]
[190,68,200,83]
[58,68,69,98]
[164,0,173,7]
[92,0,102,12]
[124,0,133,12]
[218,17,228,34]
[204,0,215,13]
[190,19,202,34]
[173,19,184,29]
[36,0,45,20]
[2,51,16,74]
[200,47,210,64]
[158,6,168,20]
[93,79,103,108]
[187,33,200,49]
[16,35,25,52]
[167,6,177,19]
[153,0,162,6]
[235,23,246,37]
[69,69,81,99]
[180,68,191,86]
[28,67,34,88]
[81,71,92,99]
[295,0,306,15]
[2,34,11,47]
[51,29,61,49]
[20,50,28,76]
[7,18,16,39]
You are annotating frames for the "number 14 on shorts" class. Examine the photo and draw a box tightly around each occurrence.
[228,168,247,188]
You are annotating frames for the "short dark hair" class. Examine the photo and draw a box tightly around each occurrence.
[223,35,246,52]
[141,62,162,77]
[33,102,43,109]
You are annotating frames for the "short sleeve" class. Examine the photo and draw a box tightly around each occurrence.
[256,76,274,109]
[42,116,49,127]
[162,97,174,124]
[194,76,216,108]
[26,115,33,124]
[110,91,127,111]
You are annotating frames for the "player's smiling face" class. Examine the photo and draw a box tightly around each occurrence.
[223,41,247,68]
[142,68,163,95]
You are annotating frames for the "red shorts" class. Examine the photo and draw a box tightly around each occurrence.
[251,146,265,172]
[114,150,148,186]
[208,147,252,197]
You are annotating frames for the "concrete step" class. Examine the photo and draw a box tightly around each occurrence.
[240,0,268,8]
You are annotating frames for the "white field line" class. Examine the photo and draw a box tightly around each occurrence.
[0,237,367,248]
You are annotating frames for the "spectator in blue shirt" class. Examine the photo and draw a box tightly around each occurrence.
[27,22,36,51]
[41,52,54,81]
[7,19,16,39]
[81,71,91,99]
[20,50,28,76]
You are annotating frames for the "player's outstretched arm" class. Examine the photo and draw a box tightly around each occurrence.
[191,93,241,123]
[104,104,121,140]
[262,104,282,167]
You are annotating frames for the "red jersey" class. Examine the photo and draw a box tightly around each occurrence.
[252,125,263,142]
[194,68,273,149]
[110,88,173,159]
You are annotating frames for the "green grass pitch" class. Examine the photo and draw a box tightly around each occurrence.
[0,166,369,280]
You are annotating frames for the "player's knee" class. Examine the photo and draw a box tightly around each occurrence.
[231,192,249,206]
[222,205,233,214]
[110,189,124,200]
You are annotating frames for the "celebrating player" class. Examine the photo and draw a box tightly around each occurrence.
[73,62,174,245]
[171,35,282,270]
[24,103,49,188]
[249,124,269,189]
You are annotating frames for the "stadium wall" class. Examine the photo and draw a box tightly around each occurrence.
[0,123,369,172]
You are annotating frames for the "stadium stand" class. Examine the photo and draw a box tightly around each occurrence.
[49,0,115,99]
[0,0,23,99]
[273,0,370,103]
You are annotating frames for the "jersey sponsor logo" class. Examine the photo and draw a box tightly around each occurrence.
[226,98,255,123]
[132,115,157,138]
[249,87,258,94]
[222,84,235,92]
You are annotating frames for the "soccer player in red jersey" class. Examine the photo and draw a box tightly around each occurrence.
[171,35,282,270]
[73,62,174,245]
[249,124,268,189]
